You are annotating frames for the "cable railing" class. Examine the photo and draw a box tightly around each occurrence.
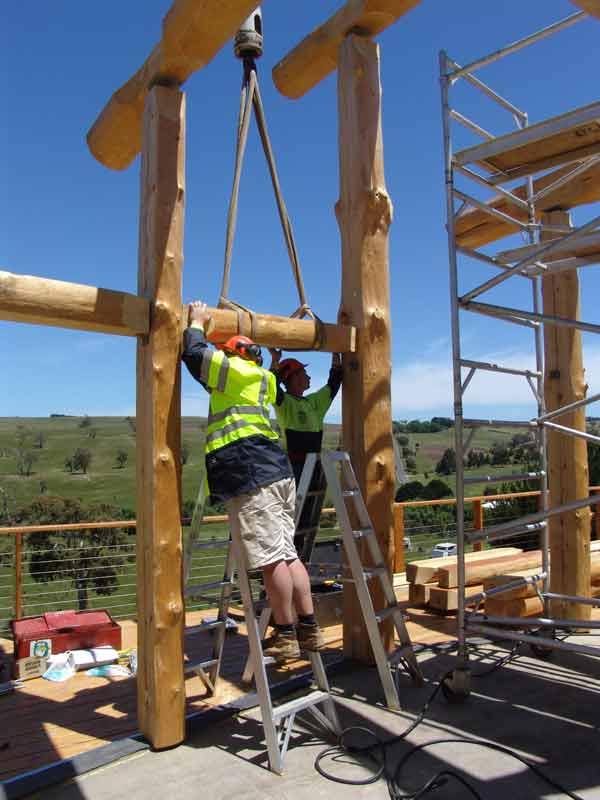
[1,487,598,631]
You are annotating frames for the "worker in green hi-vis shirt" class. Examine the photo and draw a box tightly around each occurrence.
[269,349,343,557]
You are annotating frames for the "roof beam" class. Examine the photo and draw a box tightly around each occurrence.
[0,270,149,336]
[87,0,261,170]
[272,0,421,99]
[571,1,600,20]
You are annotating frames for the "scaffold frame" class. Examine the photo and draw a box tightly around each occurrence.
[439,8,600,692]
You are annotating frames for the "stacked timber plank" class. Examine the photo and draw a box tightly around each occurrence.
[406,542,600,617]
[406,547,523,613]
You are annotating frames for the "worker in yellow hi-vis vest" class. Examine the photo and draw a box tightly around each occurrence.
[269,350,343,556]
[182,301,324,663]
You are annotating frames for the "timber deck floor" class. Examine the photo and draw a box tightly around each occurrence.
[0,593,458,784]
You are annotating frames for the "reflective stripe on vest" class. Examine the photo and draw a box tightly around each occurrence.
[208,405,271,426]
[205,418,276,446]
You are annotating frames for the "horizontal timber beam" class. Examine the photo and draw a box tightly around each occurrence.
[272,0,421,99]
[196,304,356,353]
[0,270,149,336]
[88,0,261,170]
[455,161,600,248]
[571,1,600,20]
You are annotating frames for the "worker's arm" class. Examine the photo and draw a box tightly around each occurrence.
[327,353,343,401]
[269,348,285,406]
[182,301,231,391]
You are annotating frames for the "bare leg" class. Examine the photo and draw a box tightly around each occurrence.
[288,558,314,617]
[262,560,294,625]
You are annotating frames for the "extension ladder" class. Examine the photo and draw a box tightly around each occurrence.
[183,493,340,774]
[245,451,424,710]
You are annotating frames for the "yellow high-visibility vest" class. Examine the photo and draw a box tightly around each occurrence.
[203,350,279,454]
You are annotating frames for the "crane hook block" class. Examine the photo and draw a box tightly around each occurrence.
[234,7,263,59]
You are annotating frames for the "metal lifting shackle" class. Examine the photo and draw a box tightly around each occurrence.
[234,7,263,60]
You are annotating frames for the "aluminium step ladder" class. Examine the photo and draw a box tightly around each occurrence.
[229,524,340,775]
[183,491,340,773]
[319,450,424,710]
[245,451,424,709]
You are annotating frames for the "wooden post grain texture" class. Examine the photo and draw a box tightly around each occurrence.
[136,85,185,747]
[337,36,395,661]
[0,271,149,337]
[571,1,600,20]
[541,210,591,621]
[273,0,421,99]
[393,504,405,574]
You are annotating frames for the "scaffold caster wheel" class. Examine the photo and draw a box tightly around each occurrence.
[530,630,555,660]
[441,668,470,704]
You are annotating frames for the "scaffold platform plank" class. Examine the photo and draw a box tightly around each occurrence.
[454,101,600,180]
[498,231,600,265]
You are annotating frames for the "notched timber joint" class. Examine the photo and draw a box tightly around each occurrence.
[365,189,393,234]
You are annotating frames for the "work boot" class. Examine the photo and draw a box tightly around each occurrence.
[297,622,325,652]
[263,629,301,663]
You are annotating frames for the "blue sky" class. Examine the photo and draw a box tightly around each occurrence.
[2,1,600,422]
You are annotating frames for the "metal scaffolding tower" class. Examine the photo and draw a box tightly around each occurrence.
[439,9,600,697]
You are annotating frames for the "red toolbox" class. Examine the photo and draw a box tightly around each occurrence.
[11,610,122,659]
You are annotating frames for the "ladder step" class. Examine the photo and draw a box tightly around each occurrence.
[271,690,331,723]
[185,619,227,634]
[375,604,403,624]
[185,579,233,597]
[363,565,387,580]
[352,526,374,540]
[185,657,218,674]
[192,539,231,550]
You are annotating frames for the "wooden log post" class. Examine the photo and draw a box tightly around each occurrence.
[472,499,483,552]
[136,85,185,748]
[337,35,395,661]
[541,210,591,621]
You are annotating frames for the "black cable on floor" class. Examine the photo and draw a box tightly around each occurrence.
[313,642,586,799]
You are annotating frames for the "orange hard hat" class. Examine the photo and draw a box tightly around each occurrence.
[278,358,308,383]
[218,335,263,365]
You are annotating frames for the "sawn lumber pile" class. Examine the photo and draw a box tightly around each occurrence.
[406,544,600,615]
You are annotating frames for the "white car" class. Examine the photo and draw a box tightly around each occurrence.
[430,542,457,558]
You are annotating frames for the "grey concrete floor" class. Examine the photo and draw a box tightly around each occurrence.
[32,637,600,799]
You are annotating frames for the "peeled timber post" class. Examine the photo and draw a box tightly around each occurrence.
[136,85,186,748]
[337,35,395,660]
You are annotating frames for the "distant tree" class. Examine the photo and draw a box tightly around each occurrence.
[589,443,600,486]
[39,480,47,495]
[15,424,29,448]
[79,415,92,429]
[435,448,456,475]
[483,486,498,496]
[422,479,453,501]
[18,497,131,610]
[33,431,45,449]
[490,442,510,465]
[181,443,190,466]
[16,449,37,476]
[396,435,409,447]
[87,428,97,439]
[405,456,417,472]
[64,456,75,473]
[395,481,425,502]
[115,449,128,469]
[125,416,136,434]
[74,448,92,474]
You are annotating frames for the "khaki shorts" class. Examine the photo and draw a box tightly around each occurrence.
[225,477,298,570]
